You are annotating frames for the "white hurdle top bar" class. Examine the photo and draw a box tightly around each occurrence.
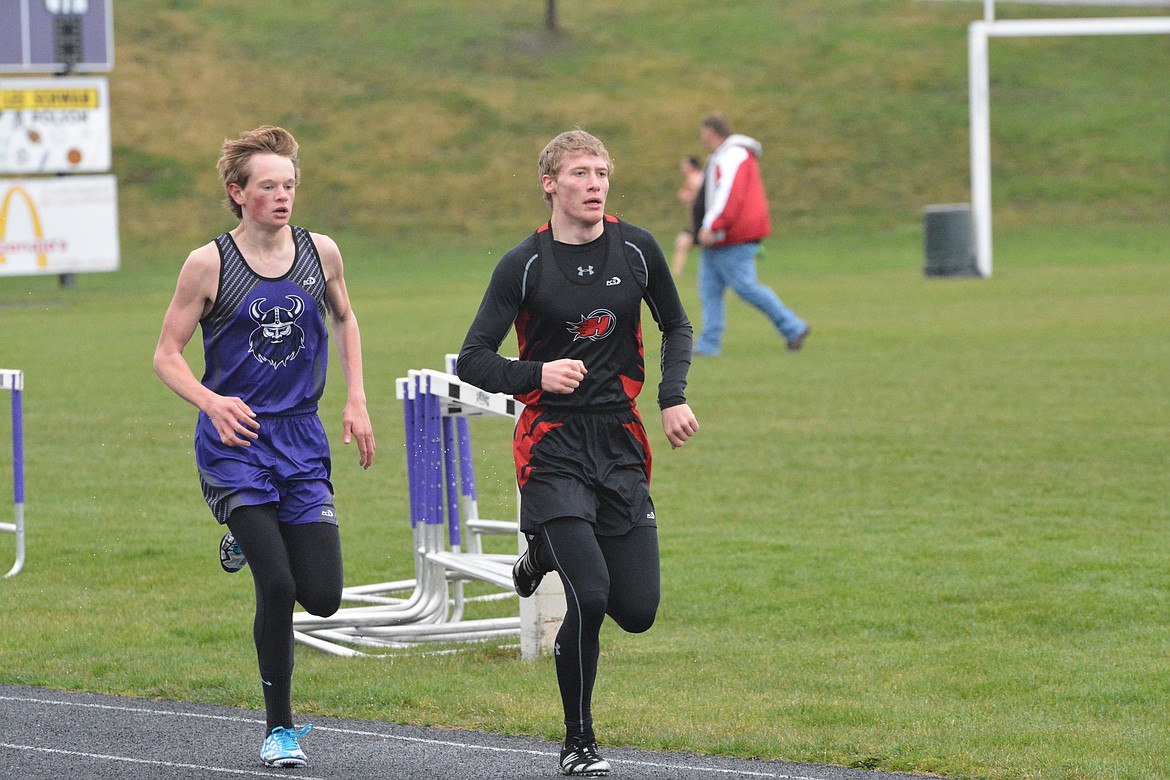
[396,369,523,420]
[0,370,23,391]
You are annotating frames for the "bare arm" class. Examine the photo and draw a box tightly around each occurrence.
[318,233,376,469]
[153,244,261,447]
[661,403,699,449]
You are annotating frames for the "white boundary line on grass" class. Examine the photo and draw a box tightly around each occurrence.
[0,694,807,779]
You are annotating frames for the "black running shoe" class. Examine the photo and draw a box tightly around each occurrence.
[559,737,610,777]
[220,531,248,573]
[512,535,546,598]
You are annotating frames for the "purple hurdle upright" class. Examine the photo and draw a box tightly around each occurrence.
[446,354,517,555]
[1,369,25,578]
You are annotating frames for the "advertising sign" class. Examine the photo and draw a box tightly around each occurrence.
[0,174,120,275]
[0,77,112,174]
[0,1,115,74]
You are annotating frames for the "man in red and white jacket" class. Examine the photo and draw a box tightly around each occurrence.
[694,113,809,355]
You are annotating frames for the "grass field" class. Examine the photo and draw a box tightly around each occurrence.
[1,223,1168,779]
[3,1,1170,777]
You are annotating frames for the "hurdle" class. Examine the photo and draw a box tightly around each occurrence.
[1,369,25,578]
[293,365,527,654]
[292,374,462,653]
[442,354,521,557]
[415,368,520,592]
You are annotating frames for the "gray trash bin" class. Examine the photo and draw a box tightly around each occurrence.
[923,204,978,277]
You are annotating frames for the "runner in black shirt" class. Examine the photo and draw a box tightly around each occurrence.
[458,130,699,777]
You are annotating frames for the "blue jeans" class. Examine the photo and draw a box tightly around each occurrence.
[695,242,806,355]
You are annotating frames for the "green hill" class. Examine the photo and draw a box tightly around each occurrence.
[108,0,1170,264]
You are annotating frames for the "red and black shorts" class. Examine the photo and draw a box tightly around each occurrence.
[513,405,655,535]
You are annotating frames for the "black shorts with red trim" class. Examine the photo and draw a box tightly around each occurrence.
[513,405,655,535]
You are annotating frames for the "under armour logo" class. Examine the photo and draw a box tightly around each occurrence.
[303,276,317,286]
[577,265,594,276]
[606,277,621,286]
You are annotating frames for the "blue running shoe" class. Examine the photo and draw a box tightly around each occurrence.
[259,724,313,767]
[220,532,247,573]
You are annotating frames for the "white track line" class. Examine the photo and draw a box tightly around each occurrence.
[0,743,327,778]
[0,694,810,778]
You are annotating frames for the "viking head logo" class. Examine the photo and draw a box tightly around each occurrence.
[248,295,306,368]
[566,309,616,342]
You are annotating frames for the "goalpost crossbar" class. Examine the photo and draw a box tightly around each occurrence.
[967,12,1170,276]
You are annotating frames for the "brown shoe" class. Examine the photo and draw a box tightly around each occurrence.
[786,326,810,352]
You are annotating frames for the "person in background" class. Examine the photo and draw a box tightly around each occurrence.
[693,112,809,356]
[671,155,705,277]
[457,129,699,777]
[153,125,376,769]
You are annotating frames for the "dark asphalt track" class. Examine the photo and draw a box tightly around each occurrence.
[0,685,930,780]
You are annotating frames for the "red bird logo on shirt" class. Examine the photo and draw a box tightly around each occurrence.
[566,309,616,341]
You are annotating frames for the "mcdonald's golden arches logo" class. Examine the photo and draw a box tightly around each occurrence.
[0,185,49,268]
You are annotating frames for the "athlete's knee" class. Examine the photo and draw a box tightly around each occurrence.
[567,588,609,627]
[611,600,658,634]
[295,571,343,616]
[607,576,660,632]
[298,587,342,618]
[258,565,298,608]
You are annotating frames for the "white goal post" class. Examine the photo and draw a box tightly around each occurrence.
[968,2,1170,276]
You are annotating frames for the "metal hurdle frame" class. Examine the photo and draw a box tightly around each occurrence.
[1,369,25,578]
[292,375,451,656]
[293,367,525,655]
[443,353,522,556]
[417,368,520,592]
[408,367,565,659]
[441,354,566,659]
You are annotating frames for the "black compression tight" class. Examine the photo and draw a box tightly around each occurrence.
[226,504,343,734]
[536,517,660,742]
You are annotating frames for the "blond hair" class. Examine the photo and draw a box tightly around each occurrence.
[537,130,613,207]
[217,126,300,219]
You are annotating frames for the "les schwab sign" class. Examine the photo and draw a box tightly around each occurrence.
[0,77,112,174]
[0,175,120,276]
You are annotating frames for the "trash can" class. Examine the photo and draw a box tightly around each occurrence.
[923,204,978,277]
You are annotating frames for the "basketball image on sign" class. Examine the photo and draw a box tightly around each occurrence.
[0,77,111,174]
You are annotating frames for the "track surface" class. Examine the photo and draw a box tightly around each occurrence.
[0,685,929,780]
